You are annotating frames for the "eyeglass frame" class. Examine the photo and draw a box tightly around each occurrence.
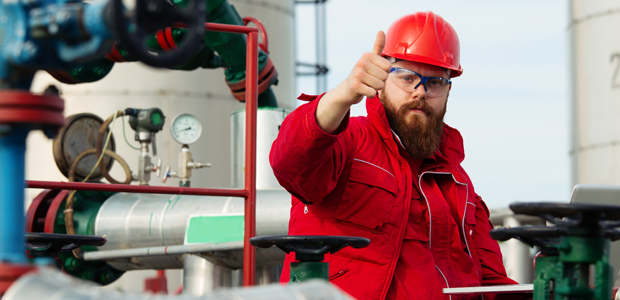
[388,67,452,97]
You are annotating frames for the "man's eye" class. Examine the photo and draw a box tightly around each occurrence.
[428,79,446,87]
[399,75,416,82]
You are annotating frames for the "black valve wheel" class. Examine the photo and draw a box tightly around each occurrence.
[26,232,106,256]
[250,235,370,262]
[509,202,620,229]
[490,202,620,254]
[109,0,206,68]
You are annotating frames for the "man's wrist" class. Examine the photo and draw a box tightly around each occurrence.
[315,90,353,134]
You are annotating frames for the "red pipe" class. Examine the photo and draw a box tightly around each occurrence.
[26,181,249,198]
[204,23,258,34]
[243,31,259,287]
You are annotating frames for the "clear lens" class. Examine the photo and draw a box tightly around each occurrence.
[389,68,450,97]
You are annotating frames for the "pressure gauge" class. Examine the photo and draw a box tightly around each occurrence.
[170,114,202,145]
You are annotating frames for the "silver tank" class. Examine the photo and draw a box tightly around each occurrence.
[569,1,620,273]
[570,1,620,185]
[231,108,289,189]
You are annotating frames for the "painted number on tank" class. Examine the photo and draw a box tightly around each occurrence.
[611,52,620,89]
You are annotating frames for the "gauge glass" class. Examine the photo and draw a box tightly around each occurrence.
[171,114,202,145]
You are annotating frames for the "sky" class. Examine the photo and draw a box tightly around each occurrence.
[295,0,570,209]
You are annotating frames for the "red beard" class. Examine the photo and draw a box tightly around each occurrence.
[380,90,446,160]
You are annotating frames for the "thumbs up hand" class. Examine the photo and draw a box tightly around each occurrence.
[339,30,392,105]
[315,31,392,133]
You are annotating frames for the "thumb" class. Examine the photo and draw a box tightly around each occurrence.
[372,31,386,56]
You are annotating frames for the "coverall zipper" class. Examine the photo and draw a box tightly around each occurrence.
[419,171,451,300]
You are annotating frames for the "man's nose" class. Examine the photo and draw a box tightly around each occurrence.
[411,82,427,100]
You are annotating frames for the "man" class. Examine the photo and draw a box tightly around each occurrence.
[270,12,523,300]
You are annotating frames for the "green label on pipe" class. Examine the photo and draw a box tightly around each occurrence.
[184,214,244,245]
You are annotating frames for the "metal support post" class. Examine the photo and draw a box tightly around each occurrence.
[315,0,327,93]
[243,30,258,287]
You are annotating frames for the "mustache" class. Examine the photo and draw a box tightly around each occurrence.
[398,100,433,116]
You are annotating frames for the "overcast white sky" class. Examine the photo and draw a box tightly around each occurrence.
[295,0,570,209]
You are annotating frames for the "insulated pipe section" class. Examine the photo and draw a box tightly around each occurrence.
[4,268,354,300]
[94,189,291,270]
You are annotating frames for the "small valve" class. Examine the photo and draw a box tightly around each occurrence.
[162,166,178,183]
[152,158,162,177]
[162,147,209,187]
[187,161,211,169]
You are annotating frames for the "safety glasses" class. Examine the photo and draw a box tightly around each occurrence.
[388,67,451,97]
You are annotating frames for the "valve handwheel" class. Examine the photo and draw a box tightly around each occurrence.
[509,202,620,229]
[490,203,620,249]
[26,232,106,257]
[110,0,206,68]
[250,235,370,262]
[251,235,369,283]
[489,202,620,300]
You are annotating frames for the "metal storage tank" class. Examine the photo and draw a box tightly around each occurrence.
[25,0,295,293]
[569,0,620,274]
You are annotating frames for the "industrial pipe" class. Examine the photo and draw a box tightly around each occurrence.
[26,21,262,286]
[82,241,243,261]
[93,190,290,271]
[26,181,250,197]
[0,125,29,263]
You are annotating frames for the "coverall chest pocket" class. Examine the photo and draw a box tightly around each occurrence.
[335,160,398,231]
[465,202,476,226]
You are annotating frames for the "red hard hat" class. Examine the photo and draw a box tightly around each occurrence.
[382,12,463,78]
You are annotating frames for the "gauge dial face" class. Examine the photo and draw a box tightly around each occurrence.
[170,114,202,145]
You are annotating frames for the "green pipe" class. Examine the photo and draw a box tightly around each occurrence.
[49,190,125,285]
[51,0,279,107]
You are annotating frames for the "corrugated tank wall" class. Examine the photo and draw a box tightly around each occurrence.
[570,1,620,185]
[569,0,620,274]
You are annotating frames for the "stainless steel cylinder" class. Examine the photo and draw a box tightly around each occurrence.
[94,189,291,270]
[231,108,289,189]
[183,254,237,296]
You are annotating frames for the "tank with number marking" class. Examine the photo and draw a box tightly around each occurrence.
[570,1,620,275]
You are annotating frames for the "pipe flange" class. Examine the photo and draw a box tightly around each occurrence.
[25,189,62,234]
[226,55,278,102]
[0,91,65,130]
[43,190,69,234]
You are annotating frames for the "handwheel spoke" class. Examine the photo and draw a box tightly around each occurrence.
[109,0,205,68]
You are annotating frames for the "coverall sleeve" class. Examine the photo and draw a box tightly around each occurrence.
[472,194,517,285]
[269,94,354,204]
[473,195,532,300]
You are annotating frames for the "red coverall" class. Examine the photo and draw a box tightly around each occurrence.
[270,93,523,300]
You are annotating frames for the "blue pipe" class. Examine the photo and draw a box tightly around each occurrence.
[0,124,30,263]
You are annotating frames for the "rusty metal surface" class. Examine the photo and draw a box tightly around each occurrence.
[52,113,115,181]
